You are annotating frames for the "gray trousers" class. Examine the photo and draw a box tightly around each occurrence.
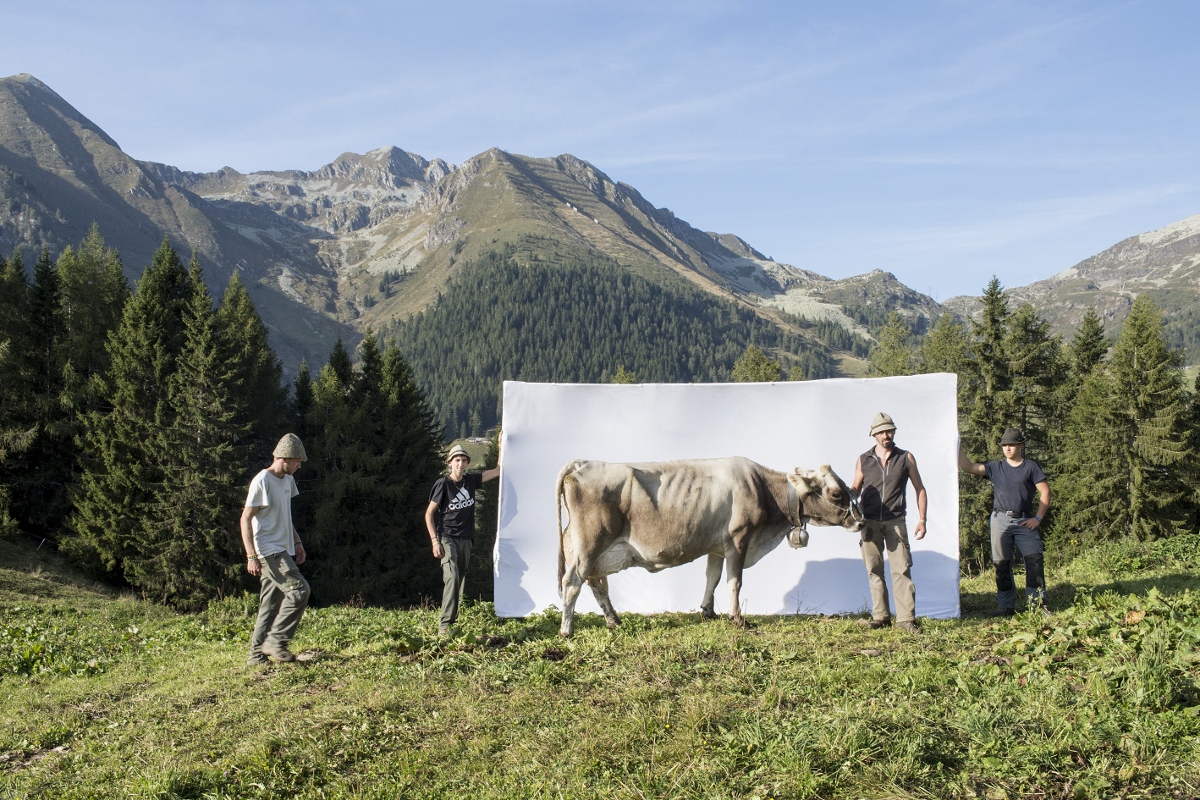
[990,512,1045,610]
[859,518,916,623]
[439,536,472,628]
[250,552,311,657]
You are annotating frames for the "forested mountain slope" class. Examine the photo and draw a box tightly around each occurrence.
[0,73,949,380]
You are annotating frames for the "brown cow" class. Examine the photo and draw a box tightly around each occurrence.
[555,456,864,637]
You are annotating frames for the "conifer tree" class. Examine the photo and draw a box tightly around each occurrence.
[1069,307,1108,379]
[57,225,130,389]
[732,344,782,382]
[0,251,34,538]
[16,245,76,532]
[215,272,285,454]
[1055,295,1191,542]
[869,312,915,376]
[299,334,444,604]
[919,314,970,376]
[956,278,1015,569]
[292,360,314,442]
[67,239,191,577]
[611,365,637,384]
[128,257,247,606]
[1000,304,1065,460]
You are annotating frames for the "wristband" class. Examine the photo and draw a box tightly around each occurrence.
[1034,515,1043,522]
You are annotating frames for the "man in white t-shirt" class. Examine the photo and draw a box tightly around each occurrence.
[240,433,310,664]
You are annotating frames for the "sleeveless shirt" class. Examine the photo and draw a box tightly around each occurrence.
[858,445,910,520]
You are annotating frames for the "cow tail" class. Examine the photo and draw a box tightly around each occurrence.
[555,461,578,596]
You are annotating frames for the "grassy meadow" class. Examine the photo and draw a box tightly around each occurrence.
[3,535,1200,799]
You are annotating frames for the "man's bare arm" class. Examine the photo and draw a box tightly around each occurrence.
[908,452,928,540]
[425,501,443,559]
[482,443,503,482]
[958,443,986,476]
[240,506,262,576]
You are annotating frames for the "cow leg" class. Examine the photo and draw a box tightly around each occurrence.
[725,546,749,629]
[587,575,621,628]
[700,554,723,619]
[560,563,586,638]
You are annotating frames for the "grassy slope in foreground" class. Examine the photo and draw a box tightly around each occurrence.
[3,535,1200,799]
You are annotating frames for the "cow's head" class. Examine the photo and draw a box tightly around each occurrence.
[787,464,865,532]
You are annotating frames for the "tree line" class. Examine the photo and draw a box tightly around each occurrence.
[385,241,837,438]
[869,278,1198,569]
[0,229,446,608]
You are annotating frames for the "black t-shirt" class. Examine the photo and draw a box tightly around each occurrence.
[429,472,484,539]
[984,458,1048,516]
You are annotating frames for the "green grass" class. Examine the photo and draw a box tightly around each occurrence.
[3,535,1200,799]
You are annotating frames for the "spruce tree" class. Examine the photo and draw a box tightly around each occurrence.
[18,245,75,533]
[731,344,782,382]
[1069,306,1108,381]
[1000,304,1065,461]
[215,272,286,457]
[129,257,247,606]
[67,239,190,577]
[1055,295,1191,542]
[57,225,130,389]
[0,251,34,539]
[919,314,970,376]
[300,334,444,604]
[869,312,914,376]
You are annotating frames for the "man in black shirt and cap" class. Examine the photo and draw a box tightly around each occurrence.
[959,427,1051,616]
[425,443,501,636]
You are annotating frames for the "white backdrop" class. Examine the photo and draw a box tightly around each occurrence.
[493,374,960,620]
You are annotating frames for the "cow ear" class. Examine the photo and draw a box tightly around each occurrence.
[819,463,832,475]
[788,471,817,495]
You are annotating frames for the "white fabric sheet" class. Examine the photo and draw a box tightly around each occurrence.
[494,374,960,620]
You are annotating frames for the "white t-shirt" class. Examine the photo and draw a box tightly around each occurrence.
[245,468,299,557]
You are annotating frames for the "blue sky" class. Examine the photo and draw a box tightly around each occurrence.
[3,0,1198,298]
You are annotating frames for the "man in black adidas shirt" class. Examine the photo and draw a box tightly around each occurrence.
[425,443,502,635]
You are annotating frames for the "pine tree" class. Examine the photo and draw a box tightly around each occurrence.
[57,225,130,388]
[611,365,637,384]
[958,278,1012,570]
[1000,304,1065,461]
[16,245,76,532]
[67,239,191,578]
[731,344,782,382]
[215,271,286,463]
[1055,295,1191,542]
[299,334,444,604]
[919,314,970,376]
[869,312,914,376]
[126,257,248,606]
[0,251,34,539]
[1069,306,1108,381]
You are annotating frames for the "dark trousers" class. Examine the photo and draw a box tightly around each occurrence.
[990,512,1046,610]
[439,536,471,628]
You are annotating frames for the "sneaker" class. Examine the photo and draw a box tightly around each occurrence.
[262,646,297,663]
[857,618,891,629]
[896,620,921,634]
[246,654,270,666]
[438,626,451,637]
[989,608,1016,618]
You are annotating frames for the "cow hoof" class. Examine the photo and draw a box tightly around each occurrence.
[605,618,621,629]
[701,608,718,620]
[559,629,573,639]
[732,617,754,630]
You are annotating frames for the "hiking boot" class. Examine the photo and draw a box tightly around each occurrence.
[857,618,891,629]
[246,654,270,666]
[989,608,1016,618]
[896,620,921,635]
[438,626,451,637]
[262,646,297,663]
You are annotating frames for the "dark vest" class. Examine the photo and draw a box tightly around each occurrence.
[858,446,910,520]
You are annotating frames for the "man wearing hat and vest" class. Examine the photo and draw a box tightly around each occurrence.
[425,443,502,636]
[959,427,1051,616]
[241,433,311,665]
[850,412,928,634]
